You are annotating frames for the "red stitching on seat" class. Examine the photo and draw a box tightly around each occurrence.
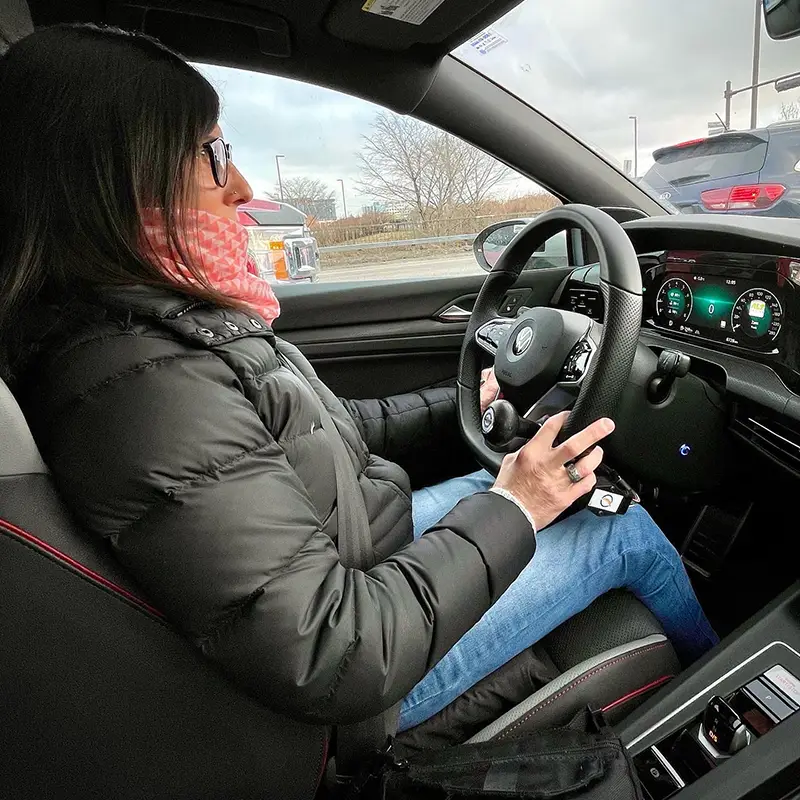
[496,642,668,740]
[601,674,673,713]
[0,518,164,618]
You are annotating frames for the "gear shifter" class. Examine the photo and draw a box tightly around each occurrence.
[698,695,751,758]
[481,399,540,449]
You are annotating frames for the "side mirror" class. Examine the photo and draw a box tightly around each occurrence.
[473,219,571,273]
[473,219,531,272]
[764,0,800,40]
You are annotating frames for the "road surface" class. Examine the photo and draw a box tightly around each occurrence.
[317,253,480,283]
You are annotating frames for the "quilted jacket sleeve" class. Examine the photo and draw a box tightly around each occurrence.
[343,387,473,487]
[36,340,536,726]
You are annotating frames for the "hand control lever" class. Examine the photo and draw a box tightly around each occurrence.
[647,349,691,404]
[699,695,751,758]
[481,399,540,448]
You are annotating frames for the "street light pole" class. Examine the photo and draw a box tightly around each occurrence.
[628,115,639,178]
[337,178,348,218]
[724,80,733,130]
[275,154,285,202]
[751,0,763,129]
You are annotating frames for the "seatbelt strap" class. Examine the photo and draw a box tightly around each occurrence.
[278,352,399,777]
[279,352,374,570]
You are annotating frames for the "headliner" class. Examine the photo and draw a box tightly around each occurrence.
[28,0,526,112]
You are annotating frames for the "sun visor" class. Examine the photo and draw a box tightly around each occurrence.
[324,0,522,52]
[107,0,291,57]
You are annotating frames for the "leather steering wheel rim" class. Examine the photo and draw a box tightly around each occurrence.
[457,204,643,474]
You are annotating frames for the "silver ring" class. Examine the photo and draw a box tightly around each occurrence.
[565,462,582,484]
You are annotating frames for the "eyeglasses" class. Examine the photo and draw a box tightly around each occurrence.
[200,137,233,188]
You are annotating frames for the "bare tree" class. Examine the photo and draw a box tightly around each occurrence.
[274,176,335,206]
[456,146,514,210]
[779,101,800,121]
[356,111,511,227]
[271,176,337,220]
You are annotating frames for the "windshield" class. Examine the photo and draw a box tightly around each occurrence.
[453,0,800,217]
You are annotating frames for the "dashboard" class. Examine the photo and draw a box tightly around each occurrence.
[544,213,800,477]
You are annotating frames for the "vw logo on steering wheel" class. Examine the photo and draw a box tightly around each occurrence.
[481,406,495,434]
[513,326,534,356]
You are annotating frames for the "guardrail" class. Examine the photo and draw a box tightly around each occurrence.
[318,232,478,254]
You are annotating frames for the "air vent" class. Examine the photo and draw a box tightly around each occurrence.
[731,404,800,477]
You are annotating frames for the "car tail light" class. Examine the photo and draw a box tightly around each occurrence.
[674,137,706,149]
[700,184,786,211]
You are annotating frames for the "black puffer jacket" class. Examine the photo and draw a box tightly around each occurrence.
[18,286,536,725]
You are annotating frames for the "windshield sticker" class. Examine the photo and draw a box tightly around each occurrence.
[362,0,447,26]
[468,28,508,55]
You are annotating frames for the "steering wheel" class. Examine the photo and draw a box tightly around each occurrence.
[458,204,643,474]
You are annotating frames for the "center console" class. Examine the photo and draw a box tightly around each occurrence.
[619,584,800,799]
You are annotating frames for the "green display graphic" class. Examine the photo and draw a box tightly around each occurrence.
[690,288,734,326]
[655,274,783,347]
[731,289,782,340]
[655,278,693,324]
[667,288,686,313]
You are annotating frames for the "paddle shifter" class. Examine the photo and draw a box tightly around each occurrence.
[481,399,539,449]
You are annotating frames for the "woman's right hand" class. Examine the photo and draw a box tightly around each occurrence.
[493,411,615,531]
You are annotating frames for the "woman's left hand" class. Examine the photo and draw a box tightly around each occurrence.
[480,367,501,414]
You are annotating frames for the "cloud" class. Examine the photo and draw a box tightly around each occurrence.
[455,0,800,171]
[199,65,381,209]
[198,0,800,212]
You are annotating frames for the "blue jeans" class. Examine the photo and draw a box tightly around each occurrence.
[399,470,718,732]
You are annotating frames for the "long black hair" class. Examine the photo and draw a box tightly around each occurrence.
[0,24,238,378]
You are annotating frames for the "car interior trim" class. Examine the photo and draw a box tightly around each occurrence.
[467,633,669,744]
[652,744,687,788]
[0,517,165,620]
[601,675,675,715]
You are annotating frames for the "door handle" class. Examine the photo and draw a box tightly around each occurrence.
[438,304,471,322]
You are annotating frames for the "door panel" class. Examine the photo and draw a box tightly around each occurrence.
[274,268,571,398]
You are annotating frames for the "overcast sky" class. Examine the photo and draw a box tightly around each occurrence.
[200,0,800,214]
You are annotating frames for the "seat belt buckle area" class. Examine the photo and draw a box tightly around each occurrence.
[332,736,405,798]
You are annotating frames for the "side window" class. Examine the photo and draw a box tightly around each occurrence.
[201,64,561,284]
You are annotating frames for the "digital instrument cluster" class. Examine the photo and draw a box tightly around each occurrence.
[644,252,795,353]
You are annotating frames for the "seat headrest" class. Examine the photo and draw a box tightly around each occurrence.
[0,0,33,54]
[0,378,47,477]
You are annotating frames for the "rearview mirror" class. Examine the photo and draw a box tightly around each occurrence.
[473,219,570,273]
[763,0,800,40]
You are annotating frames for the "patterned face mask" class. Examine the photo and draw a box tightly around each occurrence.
[141,209,281,326]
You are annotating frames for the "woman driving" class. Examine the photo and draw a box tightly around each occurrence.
[0,25,717,736]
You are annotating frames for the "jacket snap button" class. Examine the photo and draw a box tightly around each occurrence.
[249,318,263,330]
[196,328,215,338]
[224,321,240,332]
